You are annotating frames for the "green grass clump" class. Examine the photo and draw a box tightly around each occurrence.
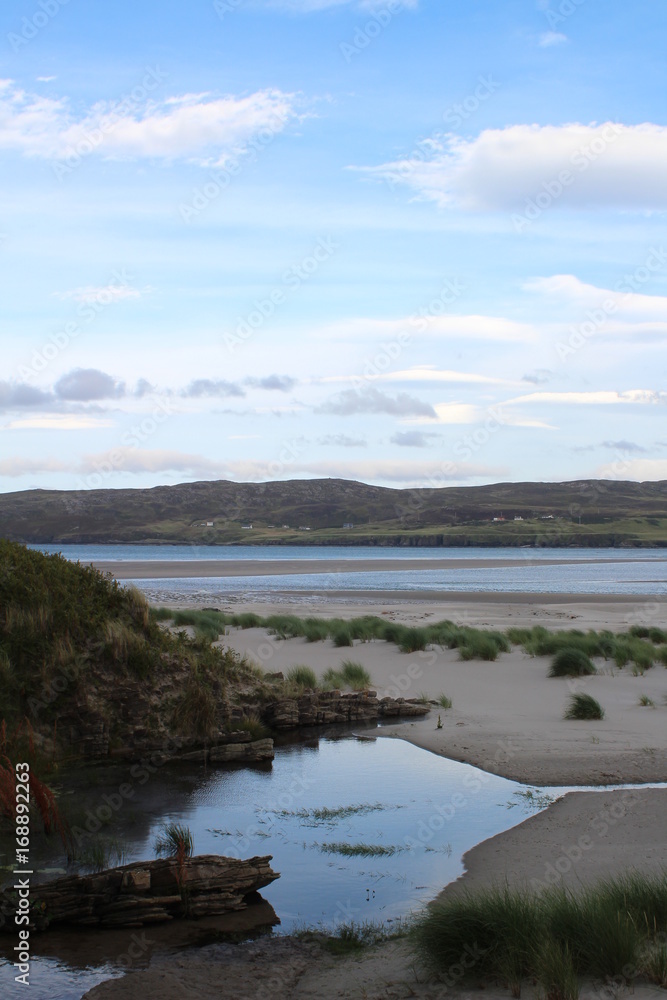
[287,664,318,690]
[236,713,271,739]
[340,660,371,690]
[318,842,402,857]
[638,695,656,707]
[332,626,353,647]
[438,693,453,709]
[321,667,345,690]
[153,822,194,859]
[564,693,605,720]
[397,627,428,653]
[549,648,596,677]
[410,873,667,993]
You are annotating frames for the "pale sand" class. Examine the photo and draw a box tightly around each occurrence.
[90,555,662,579]
[220,619,667,785]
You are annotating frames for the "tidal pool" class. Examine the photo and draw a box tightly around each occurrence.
[0,730,655,1000]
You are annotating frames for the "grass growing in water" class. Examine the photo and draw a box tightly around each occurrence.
[564,693,605,720]
[318,842,404,857]
[411,873,667,995]
[153,822,194,859]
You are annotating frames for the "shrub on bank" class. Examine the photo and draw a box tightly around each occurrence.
[549,648,596,677]
[564,693,605,720]
[411,873,667,996]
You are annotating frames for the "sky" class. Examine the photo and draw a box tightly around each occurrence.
[1,0,666,495]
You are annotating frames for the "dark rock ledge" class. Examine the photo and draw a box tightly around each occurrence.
[0,855,279,932]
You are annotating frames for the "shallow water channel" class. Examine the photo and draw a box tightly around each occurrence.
[0,729,654,999]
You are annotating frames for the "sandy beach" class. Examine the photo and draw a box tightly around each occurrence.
[84,587,666,1000]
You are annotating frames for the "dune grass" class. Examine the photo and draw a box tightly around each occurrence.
[286,664,318,690]
[564,693,605,720]
[438,693,453,709]
[411,873,667,996]
[638,695,656,708]
[340,660,372,689]
[151,607,667,670]
[549,647,597,677]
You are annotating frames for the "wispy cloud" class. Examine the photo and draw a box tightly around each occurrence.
[539,31,568,47]
[0,80,298,167]
[358,122,667,211]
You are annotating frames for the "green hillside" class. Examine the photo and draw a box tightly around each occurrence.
[0,478,666,547]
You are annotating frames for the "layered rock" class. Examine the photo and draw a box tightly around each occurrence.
[264,690,430,729]
[0,855,279,932]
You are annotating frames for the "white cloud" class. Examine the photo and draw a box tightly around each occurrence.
[0,457,68,476]
[359,122,667,211]
[222,458,501,485]
[0,81,298,166]
[596,459,667,481]
[539,31,568,47]
[525,273,667,320]
[506,390,666,406]
[4,415,114,430]
[377,366,517,385]
[318,314,536,343]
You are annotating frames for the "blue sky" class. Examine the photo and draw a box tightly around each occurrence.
[1,0,666,494]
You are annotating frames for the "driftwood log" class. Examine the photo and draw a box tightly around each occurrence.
[0,855,279,932]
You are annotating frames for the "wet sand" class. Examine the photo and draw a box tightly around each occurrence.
[91,555,662,579]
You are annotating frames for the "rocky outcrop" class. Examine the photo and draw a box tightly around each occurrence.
[0,855,279,932]
[263,690,430,729]
[209,739,275,763]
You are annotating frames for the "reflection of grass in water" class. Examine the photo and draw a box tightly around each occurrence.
[271,802,394,822]
[68,836,130,872]
[318,842,405,857]
[506,788,557,811]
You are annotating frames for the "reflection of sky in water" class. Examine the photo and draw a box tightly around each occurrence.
[2,736,664,1000]
[32,543,667,564]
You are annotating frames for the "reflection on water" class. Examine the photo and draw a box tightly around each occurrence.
[0,732,658,1000]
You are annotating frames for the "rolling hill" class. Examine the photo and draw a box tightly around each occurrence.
[0,477,666,547]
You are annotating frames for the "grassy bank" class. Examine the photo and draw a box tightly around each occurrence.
[411,872,667,997]
[0,541,281,750]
